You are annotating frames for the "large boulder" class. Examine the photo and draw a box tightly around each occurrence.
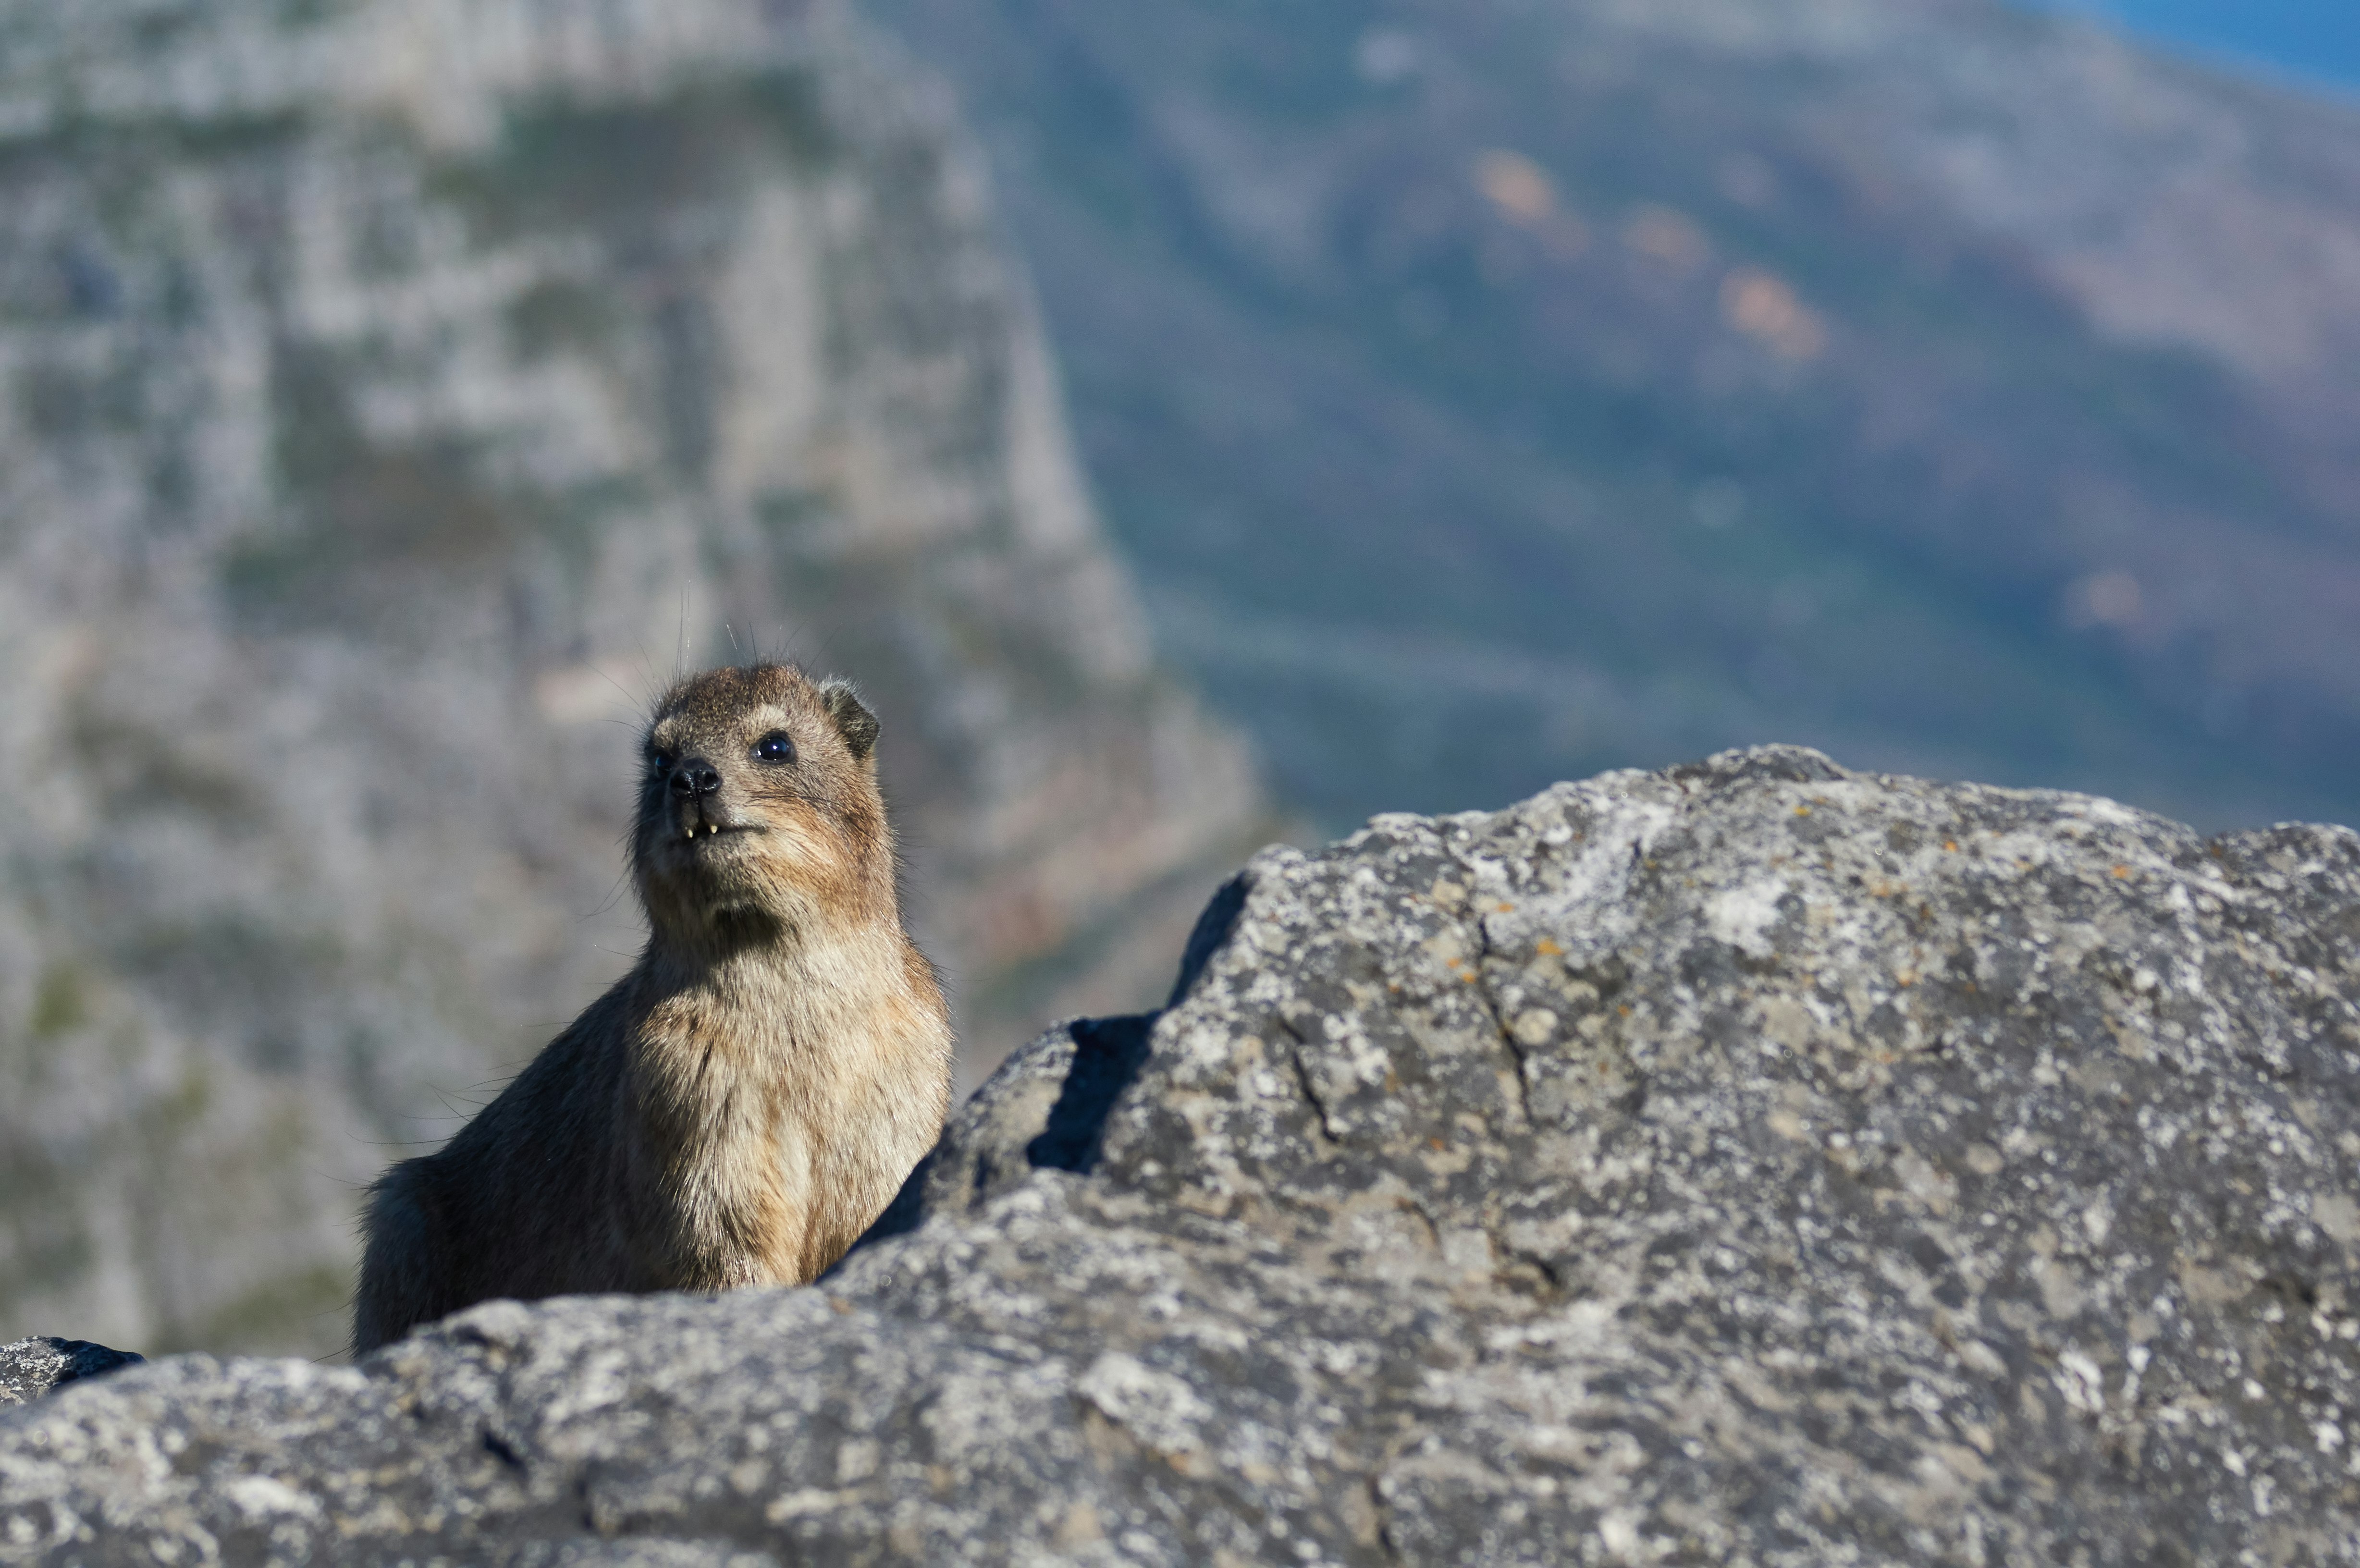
[3,747,2357,1564]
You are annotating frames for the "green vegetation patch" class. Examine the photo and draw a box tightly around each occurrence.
[62,696,262,829]
[0,107,305,181]
[505,277,624,364]
[221,339,540,627]
[160,1261,352,1358]
[28,962,90,1041]
[0,1136,92,1320]
[115,914,343,1075]
[430,71,836,242]
[14,357,144,439]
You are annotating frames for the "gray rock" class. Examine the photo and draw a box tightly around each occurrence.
[5,747,2359,1564]
[0,1342,141,1410]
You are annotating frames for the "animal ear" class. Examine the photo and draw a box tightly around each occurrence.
[817,679,880,761]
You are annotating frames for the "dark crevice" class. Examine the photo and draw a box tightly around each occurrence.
[1167,871,1250,1006]
[848,1146,936,1250]
[1370,1473,1405,1565]
[1491,1232,1570,1302]
[1025,1013,1156,1174]
[848,1012,1157,1259]
[1464,908,1538,1127]
[1274,1014,1342,1147]
[1398,1196,1444,1252]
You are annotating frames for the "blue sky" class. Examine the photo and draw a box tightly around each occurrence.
[2021,0,2360,94]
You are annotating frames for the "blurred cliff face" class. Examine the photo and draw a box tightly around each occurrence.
[0,0,1263,1356]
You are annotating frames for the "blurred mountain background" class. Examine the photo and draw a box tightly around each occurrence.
[864,0,2360,834]
[5,0,2359,1360]
[2021,0,2360,94]
[0,0,1264,1359]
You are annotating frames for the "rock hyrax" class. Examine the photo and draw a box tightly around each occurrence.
[352,663,952,1354]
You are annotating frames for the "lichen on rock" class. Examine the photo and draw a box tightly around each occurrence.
[4,747,2358,1564]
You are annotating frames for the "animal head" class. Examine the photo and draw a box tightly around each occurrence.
[631,663,890,944]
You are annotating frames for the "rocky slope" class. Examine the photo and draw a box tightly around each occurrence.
[863,0,2360,834]
[5,748,2356,1564]
[0,0,1264,1359]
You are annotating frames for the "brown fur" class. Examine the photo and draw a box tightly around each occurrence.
[351,664,952,1354]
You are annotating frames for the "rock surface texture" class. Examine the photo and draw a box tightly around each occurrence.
[5,747,2359,1564]
[0,1343,140,1411]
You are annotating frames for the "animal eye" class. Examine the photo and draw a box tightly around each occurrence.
[752,731,796,764]
[648,746,675,772]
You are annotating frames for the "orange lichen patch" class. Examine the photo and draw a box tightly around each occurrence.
[1617,1004,1634,1017]
[1475,148,1557,225]
[1721,266,1827,360]
[1943,841,1959,853]
[1623,204,1708,274]
[2112,865,2131,879]
[1471,148,1594,262]
[1536,938,1563,956]
[1496,901,1514,913]
[1795,805,1813,817]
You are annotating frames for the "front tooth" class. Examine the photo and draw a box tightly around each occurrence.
[683,825,695,841]
[708,822,719,836]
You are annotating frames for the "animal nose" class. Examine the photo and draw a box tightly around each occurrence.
[668,759,721,799]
